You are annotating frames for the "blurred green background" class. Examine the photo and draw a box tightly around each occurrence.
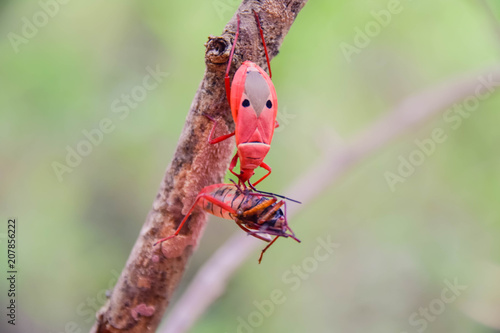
[1,0,500,332]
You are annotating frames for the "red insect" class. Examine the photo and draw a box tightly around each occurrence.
[206,11,279,188]
[154,183,300,263]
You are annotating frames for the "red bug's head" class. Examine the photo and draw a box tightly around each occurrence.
[238,168,255,184]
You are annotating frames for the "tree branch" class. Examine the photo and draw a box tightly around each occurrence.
[90,0,308,332]
[477,0,500,50]
[160,66,500,333]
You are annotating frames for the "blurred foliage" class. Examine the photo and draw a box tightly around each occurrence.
[1,0,500,332]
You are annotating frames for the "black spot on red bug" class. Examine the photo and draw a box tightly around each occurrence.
[266,100,272,108]
[242,99,250,107]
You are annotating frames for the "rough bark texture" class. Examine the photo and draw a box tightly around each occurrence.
[90,0,308,332]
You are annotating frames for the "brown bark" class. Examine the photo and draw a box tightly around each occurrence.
[90,0,308,332]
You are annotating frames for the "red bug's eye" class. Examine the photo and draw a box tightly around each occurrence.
[242,99,250,107]
[266,100,272,108]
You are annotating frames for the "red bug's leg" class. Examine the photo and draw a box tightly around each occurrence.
[228,153,245,185]
[225,14,241,104]
[204,114,235,144]
[253,10,272,78]
[229,153,239,172]
[258,236,280,264]
[236,221,271,242]
[250,162,272,187]
[275,120,280,128]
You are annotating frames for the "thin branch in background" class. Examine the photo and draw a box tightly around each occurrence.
[478,0,500,49]
[90,1,308,332]
[160,66,500,333]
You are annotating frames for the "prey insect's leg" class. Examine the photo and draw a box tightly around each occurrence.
[258,236,279,264]
[235,220,271,242]
[282,200,301,243]
[225,14,241,104]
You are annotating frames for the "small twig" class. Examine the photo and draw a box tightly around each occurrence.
[478,0,500,49]
[160,66,500,333]
[90,1,308,332]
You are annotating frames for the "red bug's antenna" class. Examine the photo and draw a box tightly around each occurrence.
[248,185,302,204]
[253,10,272,78]
[225,15,241,104]
[224,11,272,103]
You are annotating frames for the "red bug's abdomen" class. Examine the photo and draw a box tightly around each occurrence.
[237,142,270,170]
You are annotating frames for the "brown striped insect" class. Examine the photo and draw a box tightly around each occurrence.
[154,183,300,263]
